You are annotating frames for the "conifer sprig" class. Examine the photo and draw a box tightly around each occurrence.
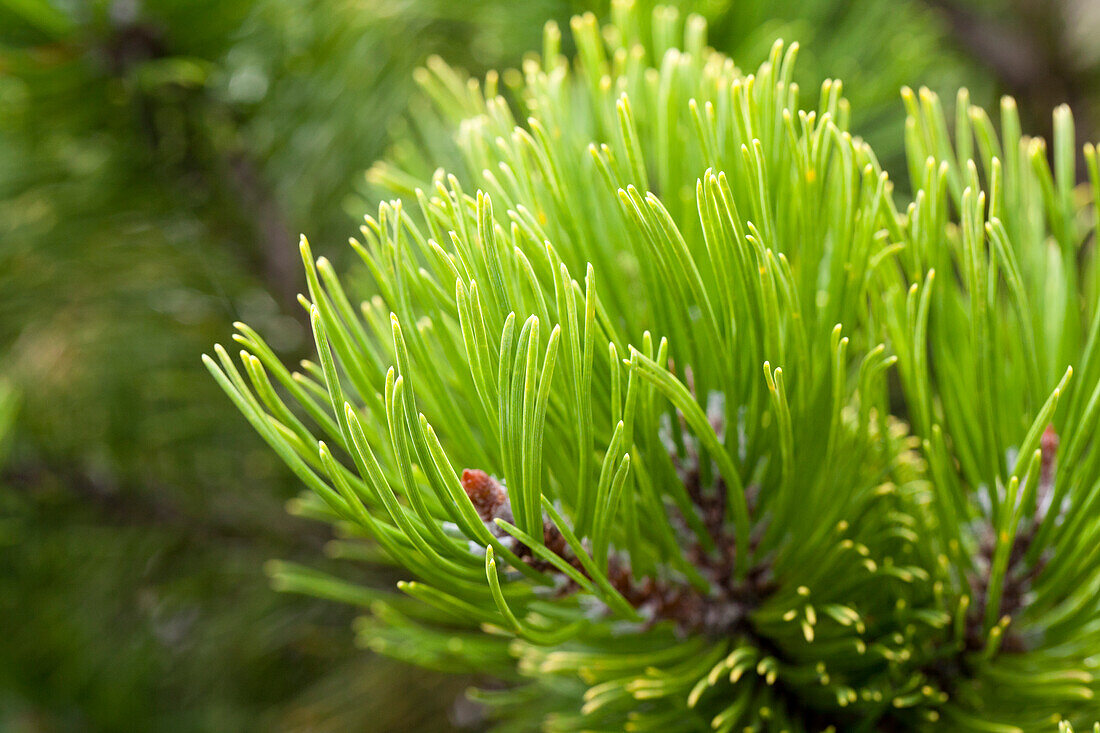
[207,3,1100,729]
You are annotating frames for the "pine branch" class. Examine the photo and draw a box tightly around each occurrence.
[207,3,1100,730]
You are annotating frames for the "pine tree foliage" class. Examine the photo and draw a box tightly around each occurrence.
[0,0,991,728]
[208,3,1100,730]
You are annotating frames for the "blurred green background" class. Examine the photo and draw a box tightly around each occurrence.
[0,0,1096,730]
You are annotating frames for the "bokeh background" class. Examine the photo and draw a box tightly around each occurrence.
[1,0,1097,730]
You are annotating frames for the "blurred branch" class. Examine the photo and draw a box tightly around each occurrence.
[223,149,299,309]
[98,11,300,311]
[2,458,330,550]
[925,0,1094,159]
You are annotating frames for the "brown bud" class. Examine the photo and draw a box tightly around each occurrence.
[461,469,509,523]
[1040,424,1059,488]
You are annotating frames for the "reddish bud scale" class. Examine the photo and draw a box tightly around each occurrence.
[461,469,509,523]
[1040,424,1059,487]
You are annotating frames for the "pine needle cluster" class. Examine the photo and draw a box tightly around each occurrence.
[207,3,1100,730]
